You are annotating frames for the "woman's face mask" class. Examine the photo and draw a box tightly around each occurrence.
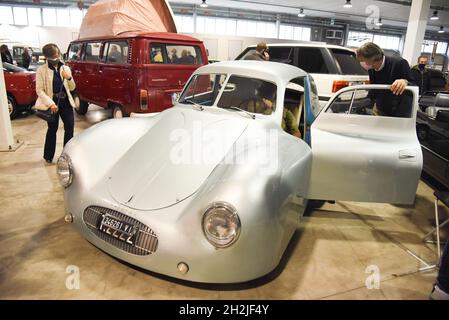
[47,57,60,66]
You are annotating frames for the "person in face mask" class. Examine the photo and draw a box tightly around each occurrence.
[356,42,415,116]
[36,43,77,163]
[411,55,431,95]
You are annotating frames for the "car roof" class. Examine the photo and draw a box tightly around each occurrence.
[247,43,354,51]
[194,60,308,84]
[74,32,202,43]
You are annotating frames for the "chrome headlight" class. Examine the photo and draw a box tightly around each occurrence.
[57,154,73,188]
[202,202,241,248]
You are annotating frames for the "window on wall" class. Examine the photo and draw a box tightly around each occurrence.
[346,31,374,47]
[422,40,448,54]
[43,8,57,26]
[69,8,83,28]
[346,31,401,51]
[279,24,311,41]
[13,7,28,25]
[373,34,401,51]
[174,14,194,33]
[27,8,41,26]
[56,8,70,27]
[0,6,14,25]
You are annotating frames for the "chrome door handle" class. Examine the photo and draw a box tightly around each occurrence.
[399,149,417,161]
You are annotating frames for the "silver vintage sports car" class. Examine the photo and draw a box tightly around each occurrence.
[58,61,422,283]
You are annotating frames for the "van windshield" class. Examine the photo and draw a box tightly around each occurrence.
[331,49,367,75]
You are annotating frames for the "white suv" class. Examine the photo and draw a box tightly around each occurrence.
[236,43,369,111]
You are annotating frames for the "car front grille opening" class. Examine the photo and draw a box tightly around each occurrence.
[83,206,158,256]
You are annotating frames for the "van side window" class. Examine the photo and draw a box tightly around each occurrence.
[150,43,203,65]
[68,43,82,61]
[84,42,102,62]
[150,44,165,63]
[166,45,202,65]
[106,41,129,64]
[297,48,329,73]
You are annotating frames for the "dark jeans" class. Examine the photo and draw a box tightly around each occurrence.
[43,98,74,161]
[438,241,449,293]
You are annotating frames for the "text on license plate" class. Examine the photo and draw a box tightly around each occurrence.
[99,214,137,245]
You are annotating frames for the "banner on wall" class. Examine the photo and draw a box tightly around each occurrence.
[78,0,177,39]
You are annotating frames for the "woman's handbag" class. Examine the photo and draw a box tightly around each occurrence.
[35,108,57,122]
[34,77,65,123]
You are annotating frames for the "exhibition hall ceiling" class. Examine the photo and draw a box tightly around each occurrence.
[1,0,449,31]
[174,0,449,31]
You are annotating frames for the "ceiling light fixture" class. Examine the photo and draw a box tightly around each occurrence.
[200,0,208,8]
[438,26,445,33]
[298,8,306,18]
[430,10,439,20]
[343,0,352,9]
[376,18,383,26]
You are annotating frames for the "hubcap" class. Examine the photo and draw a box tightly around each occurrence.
[114,107,123,119]
[8,100,13,115]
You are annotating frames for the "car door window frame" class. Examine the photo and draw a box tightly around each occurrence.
[323,85,417,119]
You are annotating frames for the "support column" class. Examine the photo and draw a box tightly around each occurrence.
[402,0,431,65]
[0,55,14,151]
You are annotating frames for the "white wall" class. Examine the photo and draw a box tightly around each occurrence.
[0,24,310,61]
[181,32,302,61]
[0,24,79,52]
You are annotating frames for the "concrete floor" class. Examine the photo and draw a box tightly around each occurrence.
[1,108,448,299]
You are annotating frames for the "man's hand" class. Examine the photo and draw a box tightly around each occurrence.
[391,79,407,95]
[263,51,270,61]
[50,104,58,114]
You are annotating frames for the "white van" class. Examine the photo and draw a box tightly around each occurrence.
[236,43,369,112]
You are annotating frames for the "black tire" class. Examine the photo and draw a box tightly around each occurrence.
[75,99,89,115]
[112,105,126,119]
[7,95,18,119]
[417,124,429,141]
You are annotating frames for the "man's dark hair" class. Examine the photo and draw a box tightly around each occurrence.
[418,55,428,61]
[42,43,60,58]
[356,42,384,61]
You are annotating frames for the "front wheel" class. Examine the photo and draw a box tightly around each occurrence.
[8,95,18,119]
[112,105,126,119]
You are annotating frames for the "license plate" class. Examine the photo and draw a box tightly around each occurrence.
[99,214,137,245]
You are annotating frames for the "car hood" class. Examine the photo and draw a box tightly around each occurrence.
[107,107,248,211]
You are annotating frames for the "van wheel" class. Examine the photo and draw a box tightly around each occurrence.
[8,95,18,119]
[75,99,89,115]
[112,105,126,119]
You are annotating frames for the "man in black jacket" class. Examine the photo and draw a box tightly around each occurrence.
[356,42,415,117]
[411,55,431,95]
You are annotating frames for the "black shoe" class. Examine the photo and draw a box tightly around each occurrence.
[44,158,52,164]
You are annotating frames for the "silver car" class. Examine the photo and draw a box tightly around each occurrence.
[58,61,422,283]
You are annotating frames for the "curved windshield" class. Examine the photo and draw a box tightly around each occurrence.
[217,75,277,115]
[179,73,226,106]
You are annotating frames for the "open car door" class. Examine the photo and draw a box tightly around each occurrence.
[307,84,422,204]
